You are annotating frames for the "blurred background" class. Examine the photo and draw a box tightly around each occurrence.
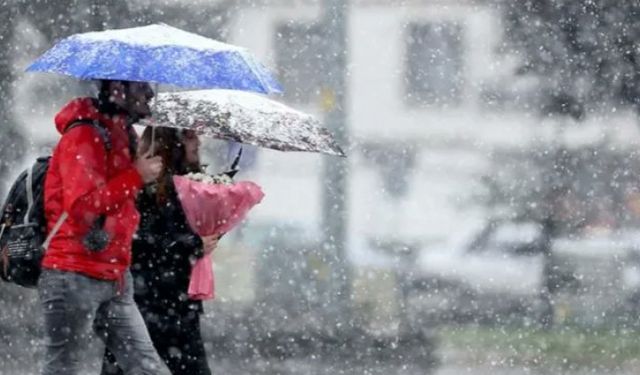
[3,0,640,374]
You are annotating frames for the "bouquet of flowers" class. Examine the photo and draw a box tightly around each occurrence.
[173,170,264,300]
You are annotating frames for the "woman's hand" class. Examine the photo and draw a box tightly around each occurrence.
[201,235,220,255]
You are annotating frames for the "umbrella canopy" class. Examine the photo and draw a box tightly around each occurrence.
[139,89,346,157]
[26,24,282,94]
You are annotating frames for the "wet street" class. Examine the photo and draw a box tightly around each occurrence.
[2,335,638,375]
[206,345,640,375]
[2,289,638,375]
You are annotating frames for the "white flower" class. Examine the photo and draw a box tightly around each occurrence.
[183,172,233,185]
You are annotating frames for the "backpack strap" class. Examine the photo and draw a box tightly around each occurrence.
[23,162,48,226]
[41,212,68,251]
[24,165,35,225]
[20,121,111,228]
[66,119,112,152]
[39,120,112,250]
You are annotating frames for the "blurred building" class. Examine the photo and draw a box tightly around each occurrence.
[226,0,640,267]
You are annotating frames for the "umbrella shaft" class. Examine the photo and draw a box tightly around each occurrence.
[150,83,159,155]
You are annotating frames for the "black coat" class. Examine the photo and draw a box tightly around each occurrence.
[130,179,204,314]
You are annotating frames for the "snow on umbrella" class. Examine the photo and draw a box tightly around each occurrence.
[26,23,282,94]
[140,89,346,157]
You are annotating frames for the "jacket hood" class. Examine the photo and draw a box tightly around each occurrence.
[54,97,102,134]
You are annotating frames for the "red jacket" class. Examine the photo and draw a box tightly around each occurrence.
[42,98,143,280]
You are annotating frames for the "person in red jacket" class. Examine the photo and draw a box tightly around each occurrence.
[38,80,171,375]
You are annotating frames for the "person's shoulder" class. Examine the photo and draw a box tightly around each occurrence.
[54,97,100,130]
[58,124,108,155]
[62,123,102,139]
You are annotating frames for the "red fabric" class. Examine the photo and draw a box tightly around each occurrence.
[42,98,143,280]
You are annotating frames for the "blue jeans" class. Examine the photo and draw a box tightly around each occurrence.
[38,269,170,375]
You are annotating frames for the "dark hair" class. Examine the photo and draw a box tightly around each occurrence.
[139,126,201,204]
[97,79,129,115]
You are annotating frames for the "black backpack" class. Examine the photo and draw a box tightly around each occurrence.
[0,120,111,288]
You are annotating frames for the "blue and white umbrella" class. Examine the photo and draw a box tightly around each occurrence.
[26,24,282,94]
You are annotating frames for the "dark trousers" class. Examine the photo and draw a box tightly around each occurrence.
[102,306,211,375]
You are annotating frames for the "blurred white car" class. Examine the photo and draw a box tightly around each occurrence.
[412,220,547,324]
[550,232,640,326]
[411,223,640,326]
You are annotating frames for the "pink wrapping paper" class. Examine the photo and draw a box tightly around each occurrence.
[188,254,215,300]
[173,175,264,300]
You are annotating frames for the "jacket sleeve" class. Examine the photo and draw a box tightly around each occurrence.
[175,232,205,258]
[57,126,143,226]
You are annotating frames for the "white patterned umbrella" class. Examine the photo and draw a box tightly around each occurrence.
[140,89,345,157]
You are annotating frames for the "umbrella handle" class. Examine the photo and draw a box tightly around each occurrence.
[150,83,159,156]
[230,146,243,171]
[150,126,156,156]
[223,146,243,178]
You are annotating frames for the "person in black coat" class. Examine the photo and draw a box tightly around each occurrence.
[102,126,218,375]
